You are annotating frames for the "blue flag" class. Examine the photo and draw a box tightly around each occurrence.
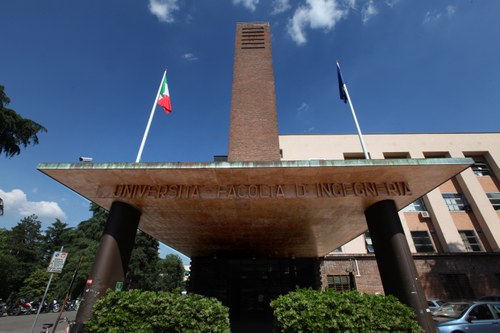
[336,61,348,104]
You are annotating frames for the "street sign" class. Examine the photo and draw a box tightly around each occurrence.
[115,281,123,292]
[47,251,68,273]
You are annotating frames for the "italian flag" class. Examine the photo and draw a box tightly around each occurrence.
[157,73,172,114]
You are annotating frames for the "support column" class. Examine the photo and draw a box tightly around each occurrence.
[365,200,436,333]
[71,201,141,333]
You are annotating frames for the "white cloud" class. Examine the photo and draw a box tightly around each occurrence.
[297,102,310,114]
[183,53,198,61]
[423,11,441,25]
[423,5,457,25]
[0,188,67,223]
[446,5,457,17]
[271,0,291,14]
[361,0,378,23]
[233,0,259,12]
[384,0,400,8]
[287,0,349,45]
[148,0,179,23]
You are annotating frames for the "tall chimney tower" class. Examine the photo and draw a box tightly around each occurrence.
[228,22,281,162]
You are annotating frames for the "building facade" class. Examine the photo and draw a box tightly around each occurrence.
[280,133,500,300]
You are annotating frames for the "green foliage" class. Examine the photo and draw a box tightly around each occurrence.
[1,202,182,302]
[270,289,424,333]
[0,84,47,158]
[85,290,230,333]
[18,269,56,300]
[126,231,160,290]
[155,254,185,292]
[5,215,45,295]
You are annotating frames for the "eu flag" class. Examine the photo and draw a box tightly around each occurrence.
[336,61,348,104]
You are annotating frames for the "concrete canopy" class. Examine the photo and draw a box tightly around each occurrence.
[38,158,471,258]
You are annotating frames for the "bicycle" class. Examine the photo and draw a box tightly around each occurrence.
[40,317,71,333]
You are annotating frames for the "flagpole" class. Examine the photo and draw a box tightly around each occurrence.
[136,69,167,163]
[337,61,370,160]
[342,84,370,159]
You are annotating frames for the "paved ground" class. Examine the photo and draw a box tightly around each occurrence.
[0,311,76,333]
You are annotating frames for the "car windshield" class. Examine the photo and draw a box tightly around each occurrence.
[433,303,470,319]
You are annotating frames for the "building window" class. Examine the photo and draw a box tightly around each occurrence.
[402,198,427,212]
[459,230,483,252]
[471,160,492,176]
[442,193,469,211]
[439,274,475,300]
[364,232,375,253]
[343,153,366,160]
[410,231,435,253]
[331,247,343,253]
[487,193,500,211]
[327,274,356,291]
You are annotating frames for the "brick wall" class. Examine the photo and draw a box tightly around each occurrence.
[228,22,281,162]
[322,253,500,300]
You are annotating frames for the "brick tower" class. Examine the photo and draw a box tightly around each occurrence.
[228,22,281,162]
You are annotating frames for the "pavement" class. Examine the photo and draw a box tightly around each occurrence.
[0,311,76,333]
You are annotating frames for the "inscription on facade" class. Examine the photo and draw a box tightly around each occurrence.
[112,182,411,200]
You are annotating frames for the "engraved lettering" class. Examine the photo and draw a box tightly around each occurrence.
[343,183,354,196]
[354,183,365,196]
[295,184,306,197]
[249,184,258,198]
[276,184,285,198]
[387,182,399,196]
[320,183,332,197]
[365,182,377,196]
[228,185,237,199]
[190,185,200,199]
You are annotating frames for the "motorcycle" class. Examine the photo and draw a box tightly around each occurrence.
[48,299,61,313]
[0,298,7,317]
[8,298,32,315]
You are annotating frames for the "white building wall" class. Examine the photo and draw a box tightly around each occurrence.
[279,133,500,254]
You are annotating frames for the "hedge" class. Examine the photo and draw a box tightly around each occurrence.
[85,290,230,333]
[270,289,424,333]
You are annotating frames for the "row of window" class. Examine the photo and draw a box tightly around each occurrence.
[402,192,500,213]
[363,229,483,254]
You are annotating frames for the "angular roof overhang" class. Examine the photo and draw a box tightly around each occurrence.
[38,158,472,258]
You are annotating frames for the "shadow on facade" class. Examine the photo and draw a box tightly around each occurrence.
[188,256,322,333]
[416,243,500,301]
[323,243,500,301]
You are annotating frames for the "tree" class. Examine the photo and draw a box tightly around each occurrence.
[155,254,185,292]
[0,85,47,158]
[0,228,18,299]
[1,215,45,300]
[126,231,161,290]
[42,219,72,261]
[17,269,55,301]
[53,204,107,299]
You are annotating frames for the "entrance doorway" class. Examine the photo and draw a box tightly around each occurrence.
[189,256,320,332]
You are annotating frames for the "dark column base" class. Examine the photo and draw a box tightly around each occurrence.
[365,200,436,333]
[71,201,141,333]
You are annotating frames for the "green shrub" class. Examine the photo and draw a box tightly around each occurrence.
[85,290,230,333]
[270,289,423,333]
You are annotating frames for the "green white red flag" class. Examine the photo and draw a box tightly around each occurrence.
[157,74,172,114]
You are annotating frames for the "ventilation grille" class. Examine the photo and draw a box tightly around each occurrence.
[241,27,265,49]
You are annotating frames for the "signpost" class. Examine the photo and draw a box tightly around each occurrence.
[47,251,69,273]
[30,248,68,333]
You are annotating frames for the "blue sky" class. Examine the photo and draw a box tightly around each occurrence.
[1,0,500,261]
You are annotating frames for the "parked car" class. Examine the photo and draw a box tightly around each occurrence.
[433,301,500,333]
[477,295,500,302]
[427,299,444,313]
